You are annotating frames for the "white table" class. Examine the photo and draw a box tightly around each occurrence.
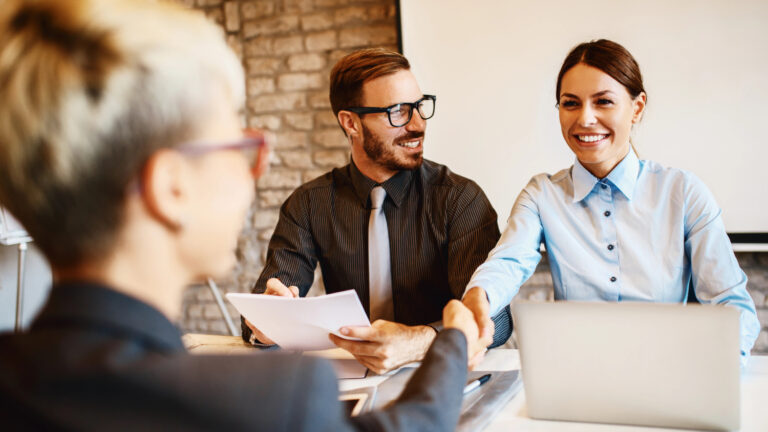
[184,335,768,431]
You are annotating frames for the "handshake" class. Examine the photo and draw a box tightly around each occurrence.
[244,278,495,374]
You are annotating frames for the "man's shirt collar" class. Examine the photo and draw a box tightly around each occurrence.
[349,158,413,208]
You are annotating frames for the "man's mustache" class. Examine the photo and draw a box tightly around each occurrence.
[395,131,425,143]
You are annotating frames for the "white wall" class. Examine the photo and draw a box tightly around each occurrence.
[400,0,768,236]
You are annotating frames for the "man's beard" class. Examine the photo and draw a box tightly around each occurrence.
[361,123,424,172]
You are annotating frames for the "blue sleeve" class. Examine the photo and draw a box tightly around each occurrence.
[465,180,544,317]
[682,173,760,367]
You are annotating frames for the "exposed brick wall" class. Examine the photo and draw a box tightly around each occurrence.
[174,1,768,356]
[175,0,398,334]
[741,253,768,353]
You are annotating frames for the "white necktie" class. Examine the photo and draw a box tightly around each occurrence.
[368,186,393,321]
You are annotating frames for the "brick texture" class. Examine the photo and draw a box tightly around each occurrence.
[174,0,768,357]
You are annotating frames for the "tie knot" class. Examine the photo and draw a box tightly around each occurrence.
[370,186,387,209]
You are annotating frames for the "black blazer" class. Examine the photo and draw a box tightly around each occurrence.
[0,282,468,431]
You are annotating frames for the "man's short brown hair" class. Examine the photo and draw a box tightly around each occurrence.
[329,48,410,119]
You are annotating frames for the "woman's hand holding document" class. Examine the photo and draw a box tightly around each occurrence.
[227,284,370,351]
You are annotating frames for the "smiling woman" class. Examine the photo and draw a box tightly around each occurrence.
[465,39,761,367]
[556,40,647,179]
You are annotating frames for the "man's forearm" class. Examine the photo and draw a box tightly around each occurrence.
[410,325,438,362]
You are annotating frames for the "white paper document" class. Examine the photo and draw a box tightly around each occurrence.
[226,290,371,351]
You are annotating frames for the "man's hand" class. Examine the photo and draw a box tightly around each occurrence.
[443,299,487,369]
[244,278,299,345]
[263,277,300,297]
[329,320,436,374]
[462,286,495,365]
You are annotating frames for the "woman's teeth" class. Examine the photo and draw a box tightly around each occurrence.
[577,134,607,143]
[399,140,420,148]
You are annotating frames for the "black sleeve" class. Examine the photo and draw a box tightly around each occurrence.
[234,330,467,431]
[287,358,356,432]
[445,181,512,347]
[351,328,468,431]
[241,189,319,344]
[445,180,500,299]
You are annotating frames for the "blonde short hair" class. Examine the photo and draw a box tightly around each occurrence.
[0,0,244,267]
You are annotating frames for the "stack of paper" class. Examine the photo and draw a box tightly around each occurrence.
[226,290,371,351]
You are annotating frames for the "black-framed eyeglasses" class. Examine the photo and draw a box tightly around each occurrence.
[179,128,269,178]
[346,94,436,127]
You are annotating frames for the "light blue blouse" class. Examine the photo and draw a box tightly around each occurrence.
[467,150,760,363]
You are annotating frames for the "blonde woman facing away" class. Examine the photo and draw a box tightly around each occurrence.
[0,1,484,430]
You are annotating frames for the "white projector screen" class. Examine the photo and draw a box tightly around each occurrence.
[400,0,768,248]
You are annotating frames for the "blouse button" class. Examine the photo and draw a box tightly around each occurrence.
[604,210,611,217]
[610,276,617,282]
[607,244,614,251]
[600,183,608,190]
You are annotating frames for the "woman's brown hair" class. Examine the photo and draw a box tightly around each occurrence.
[556,39,646,103]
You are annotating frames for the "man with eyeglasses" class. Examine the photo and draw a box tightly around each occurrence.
[242,48,511,373]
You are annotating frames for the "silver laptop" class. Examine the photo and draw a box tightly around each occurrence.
[513,301,741,431]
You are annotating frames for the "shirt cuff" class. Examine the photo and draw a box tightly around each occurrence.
[426,320,443,333]
[462,282,505,318]
[740,349,750,369]
[248,332,279,350]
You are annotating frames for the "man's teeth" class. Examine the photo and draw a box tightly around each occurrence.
[577,134,607,143]
[399,140,420,148]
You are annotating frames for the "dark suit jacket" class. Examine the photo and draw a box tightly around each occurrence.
[0,282,468,431]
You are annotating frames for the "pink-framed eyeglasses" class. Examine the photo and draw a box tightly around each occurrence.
[178,128,271,178]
